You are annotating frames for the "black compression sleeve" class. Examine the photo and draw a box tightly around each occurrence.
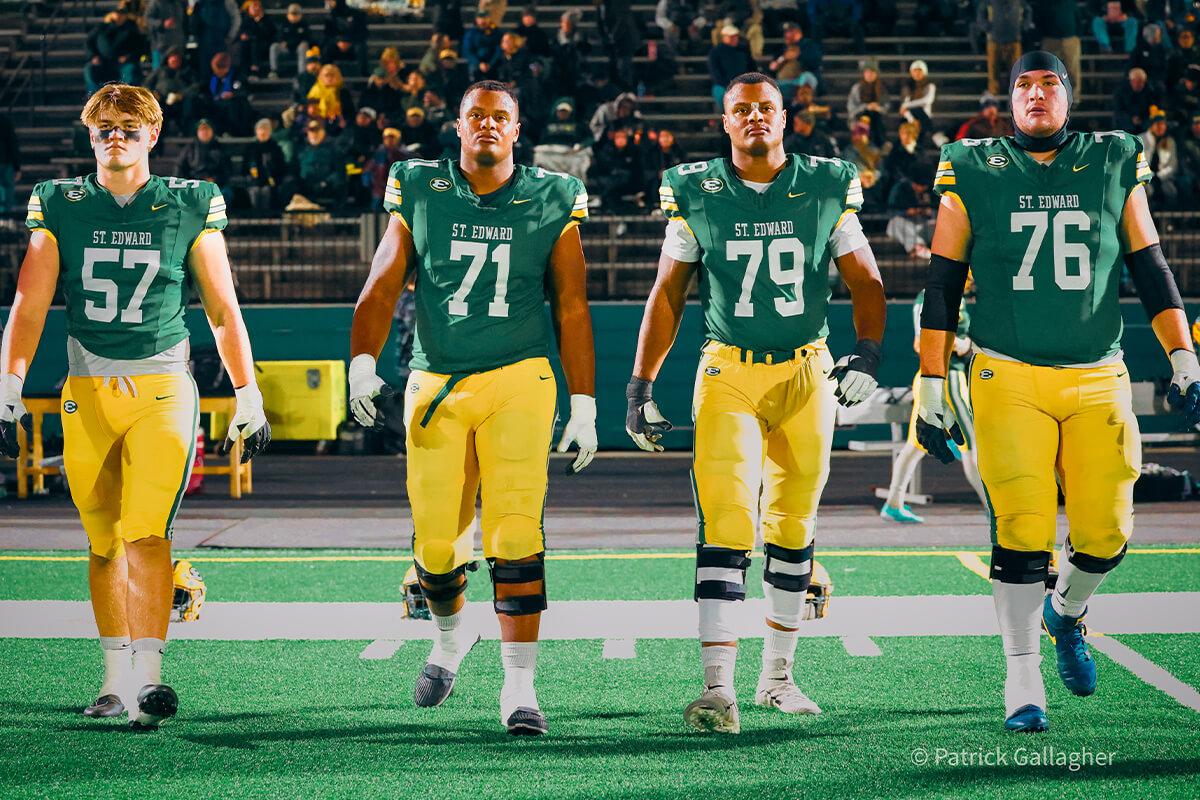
[1125,244,1184,321]
[919,254,970,332]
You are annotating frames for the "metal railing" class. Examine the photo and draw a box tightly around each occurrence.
[2,210,1199,304]
[0,0,95,121]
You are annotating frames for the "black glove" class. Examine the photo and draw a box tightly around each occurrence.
[625,377,672,452]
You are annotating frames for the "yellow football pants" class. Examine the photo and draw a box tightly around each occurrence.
[970,353,1140,559]
[61,374,199,560]
[907,368,975,450]
[691,340,837,552]
[403,357,557,575]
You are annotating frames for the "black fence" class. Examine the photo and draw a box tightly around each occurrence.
[2,210,1199,304]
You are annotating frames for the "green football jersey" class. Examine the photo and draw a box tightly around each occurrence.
[934,132,1151,366]
[384,159,587,374]
[25,174,227,360]
[913,289,971,372]
[660,155,863,352]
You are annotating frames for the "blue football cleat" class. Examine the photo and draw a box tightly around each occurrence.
[1042,596,1097,696]
[1004,704,1049,732]
[880,503,924,523]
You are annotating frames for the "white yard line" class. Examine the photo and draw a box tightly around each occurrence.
[359,640,405,660]
[1089,636,1200,713]
[602,639,637,659]
[840,635,882,656]
[3,593,1198,641]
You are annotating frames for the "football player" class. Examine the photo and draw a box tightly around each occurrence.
[917,52,1200,733]
[626,73,887,734]
[0,84,270,730]
[348,81,597,736]
[880,285,986,523]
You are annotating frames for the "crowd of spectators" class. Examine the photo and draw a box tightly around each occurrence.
[62,0,1200,220]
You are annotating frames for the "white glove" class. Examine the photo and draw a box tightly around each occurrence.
[557,394,598,473]
[828,339,882,407]
[222,382,272,462]
[348,353,389,429]
[913,375,963,465]
[1168,349,1200,428]
[0,373,30,459]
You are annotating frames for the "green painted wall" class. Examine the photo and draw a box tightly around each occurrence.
[5,300,1196,448]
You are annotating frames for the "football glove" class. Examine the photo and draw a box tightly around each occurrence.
[625,377,672,452]
[219,382,272,463]
[557,393,598,474]
[829,338,882,407]
[0,373,32,460]
[348,353,394,429]
[914,375,964,465]
[1167,348,1200,428]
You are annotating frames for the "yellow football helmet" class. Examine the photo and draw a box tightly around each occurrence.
[170,559,206,622]
[402,564,430,620]
[803,560,833,620]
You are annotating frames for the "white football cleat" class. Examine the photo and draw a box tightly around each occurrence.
[684,686,740,734]
[755,675,822,715]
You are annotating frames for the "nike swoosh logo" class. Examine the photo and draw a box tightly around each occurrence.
[151,203,168,210]
[789,191,806,198]
[155,395,173,400]
[1072,164,1088,172]
[513,198,532,204]
[539,376,551,381]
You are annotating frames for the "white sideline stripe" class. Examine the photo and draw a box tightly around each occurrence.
[359,640,404,660]
[954,552,991,581]
[602,639,637,659]
[1089,636,1200,713]
[841,635,882,657]
[4,593,1199,641]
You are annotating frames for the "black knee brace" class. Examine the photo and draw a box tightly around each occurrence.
[415,561,476,602]
[763,542,814,593]
[989,546,1051,584]
[694,544,751,601]
[488,553,548,616]
[1066,538,1127,575]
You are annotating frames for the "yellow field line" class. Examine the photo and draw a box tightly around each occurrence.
[954,552,992,581]
[1,547,1197,564]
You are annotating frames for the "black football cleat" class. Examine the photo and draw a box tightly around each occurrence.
[83,694,125,718]
[505,707,548,736]
[129,684,178,731]
[415,664,459,708]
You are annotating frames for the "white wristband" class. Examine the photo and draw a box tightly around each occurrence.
[1169,349,1199,373]
[349,353,378,382]
[233,382,262,409]
[1,373,23,396]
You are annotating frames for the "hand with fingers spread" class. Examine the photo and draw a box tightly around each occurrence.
[557,394,598,473]
[914,375,964,464]
[348,353,395,430]
[829,338,882,407]
[1167,349,1200,428]
[0,373,32,459]
[625,377,672,452]
[220,382,272,463]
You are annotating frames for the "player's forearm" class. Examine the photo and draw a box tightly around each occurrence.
[0,297,48,379]
[554,303,596,397]
[1150,308,1195,357]
[918,330,953,377]
[632,281,687,381]
[208,310,257,389]
[846,275,886,344]
[349,289,398,360]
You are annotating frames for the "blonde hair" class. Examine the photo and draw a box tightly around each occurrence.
[81,83,163,130]
[380,47,401,67]
[308,65,346,118]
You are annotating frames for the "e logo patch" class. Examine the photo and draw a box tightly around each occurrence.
[979,369,994,380]
[63,400,78,413]
[704,366,721,376]
[429,177,452,192]
[64,189,86,201]
[985,154,1009,168]
[700,177,724,193]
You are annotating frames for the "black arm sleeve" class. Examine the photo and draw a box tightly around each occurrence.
[919,253,970,332]
[1125,243,1184,321]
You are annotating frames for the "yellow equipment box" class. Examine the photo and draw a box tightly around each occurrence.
[255,360,347,440]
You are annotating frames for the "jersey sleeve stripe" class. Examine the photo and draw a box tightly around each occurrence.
[937,160,952,169]
[570,208,587,220]
[934,176,956,187]
[28,226,56,242]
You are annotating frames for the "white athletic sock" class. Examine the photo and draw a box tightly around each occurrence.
[98,636,131,697]
[428,611,470,671]
[886,442,925,508]
[500,641,539,718]
[701,644,737,691]
[1051,542,1107,618]
[131,637,165,689]
[993,581,1046,715]
[761,628,799,680]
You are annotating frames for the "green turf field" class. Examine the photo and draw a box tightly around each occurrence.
[2,548,1198,800]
